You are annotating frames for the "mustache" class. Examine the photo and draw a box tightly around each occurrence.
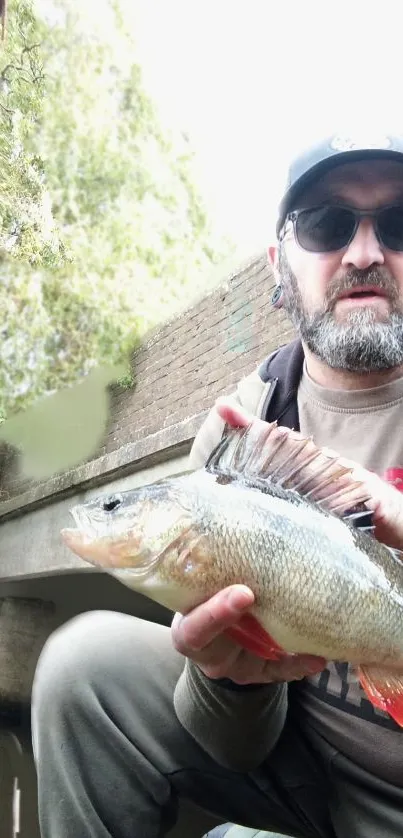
[324,269,399,310]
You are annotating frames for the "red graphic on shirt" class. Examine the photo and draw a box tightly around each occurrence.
[383,468,403,492]
[304,465,403,731]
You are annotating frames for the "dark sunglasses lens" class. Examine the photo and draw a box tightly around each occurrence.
[377,206,403,251]
[296,207,356,252]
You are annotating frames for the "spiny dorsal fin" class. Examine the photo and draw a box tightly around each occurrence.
[385,544,403,564]
[205,422,372,519]
[342,509,375,531]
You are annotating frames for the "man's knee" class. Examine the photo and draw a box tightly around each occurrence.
[32,609,180,722]
[31,609,188,780]
[34,611,129,696]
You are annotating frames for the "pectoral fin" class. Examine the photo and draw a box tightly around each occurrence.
[225,614,287,660]
[358,665,403,727]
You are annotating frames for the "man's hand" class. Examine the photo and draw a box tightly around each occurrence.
[353,468,403,552]
[212,395,403,554]
[171,585,326,685]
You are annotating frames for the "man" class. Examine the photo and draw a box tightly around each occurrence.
[32,133,403,838]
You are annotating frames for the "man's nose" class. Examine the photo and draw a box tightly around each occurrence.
[341,218,385,270]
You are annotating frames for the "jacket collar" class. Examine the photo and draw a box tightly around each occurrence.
[258,338,305,430]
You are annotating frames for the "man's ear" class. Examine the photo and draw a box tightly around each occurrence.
[267,245,278,270]
[267,245,284,309]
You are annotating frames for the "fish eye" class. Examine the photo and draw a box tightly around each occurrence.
[102,494,123,512]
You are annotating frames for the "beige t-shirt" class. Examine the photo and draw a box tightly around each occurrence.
[295,364,403,785]
[298,363,403,474]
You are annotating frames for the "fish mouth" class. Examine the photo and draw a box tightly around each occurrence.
[70,505,94,534]
[63,504,175,578]
[61,520,158,577]
[69,503,129,539]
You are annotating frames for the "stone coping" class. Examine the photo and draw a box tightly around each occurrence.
[0,410,207,523]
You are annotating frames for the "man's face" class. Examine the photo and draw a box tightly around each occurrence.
[273,160,403,372]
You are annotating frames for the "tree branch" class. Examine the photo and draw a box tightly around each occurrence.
[1,45,43,85]
[0,0,7,42]
[14,74,33,85]
[1,63,14,80]
[0,101,13,115]
[21,43,41,57]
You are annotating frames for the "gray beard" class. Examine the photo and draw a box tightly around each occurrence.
[278,249,403,372]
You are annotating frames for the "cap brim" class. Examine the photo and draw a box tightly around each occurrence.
[276,148,403,237]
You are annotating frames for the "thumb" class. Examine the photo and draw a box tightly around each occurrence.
[215,396,255,429]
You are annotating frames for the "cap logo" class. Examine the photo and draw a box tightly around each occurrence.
[330,134,392,152]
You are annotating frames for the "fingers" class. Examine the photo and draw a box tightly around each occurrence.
[222,650,326,686]
[185,637,245,680]
[171,585,257,679]
[171,584,326,686]
[214,397,255,429]
[171,585,255,655]
[364,474,403,551]
[263,653,326,683]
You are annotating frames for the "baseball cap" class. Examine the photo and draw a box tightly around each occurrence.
[276,132,403,238]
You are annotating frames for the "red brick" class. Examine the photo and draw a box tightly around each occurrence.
[0,254,297,498]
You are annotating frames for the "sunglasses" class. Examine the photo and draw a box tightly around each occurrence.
[282,203,403,253]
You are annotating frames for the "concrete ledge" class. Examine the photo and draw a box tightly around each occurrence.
[0,410,207,523]
[0,453,192,580]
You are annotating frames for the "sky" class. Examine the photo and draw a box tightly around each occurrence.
[126,0,403,264]
[37,0,403,266]
[6,0,403,475]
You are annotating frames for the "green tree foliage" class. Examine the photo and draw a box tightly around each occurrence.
[0,0,230,422]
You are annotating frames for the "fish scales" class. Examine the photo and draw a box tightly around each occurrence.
[60,419,403,727]
[153,472,403,664]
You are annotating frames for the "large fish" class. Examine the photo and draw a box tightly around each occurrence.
[61,418,403,727]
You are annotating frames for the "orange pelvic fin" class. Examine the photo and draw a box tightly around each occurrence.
[225,614,287,660]
[358,665,403,727]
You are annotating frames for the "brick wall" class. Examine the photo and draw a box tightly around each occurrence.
[103,253,294,454]
[0,252,295,501]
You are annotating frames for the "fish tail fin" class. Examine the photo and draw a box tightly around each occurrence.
[358,665,403,727]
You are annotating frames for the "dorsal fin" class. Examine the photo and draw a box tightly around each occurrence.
[342,509,375,531]
[205,422,372,519]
